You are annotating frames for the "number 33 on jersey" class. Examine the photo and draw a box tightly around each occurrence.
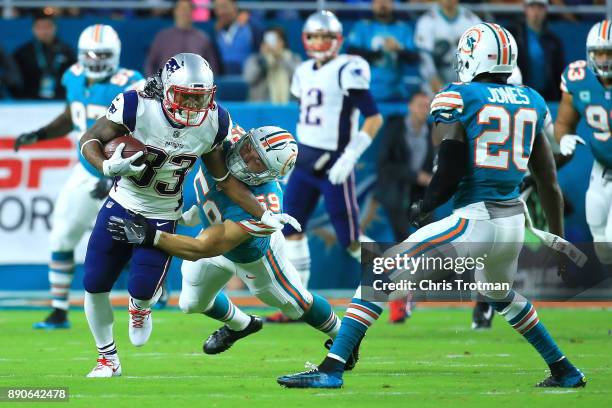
[431,81,548,208]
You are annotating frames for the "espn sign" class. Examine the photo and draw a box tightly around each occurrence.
[0,103,86,264]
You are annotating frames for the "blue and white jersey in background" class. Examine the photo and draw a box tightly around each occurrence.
[62,63,144,176]
[561,60,612,168]
[430,81,548,209]
[193,143,283,263]
[291,54,371,154]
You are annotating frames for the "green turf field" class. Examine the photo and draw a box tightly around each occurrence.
[0,308,610,407]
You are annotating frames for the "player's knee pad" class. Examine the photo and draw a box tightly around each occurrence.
[178,294,208,314]
[278,301,305,320]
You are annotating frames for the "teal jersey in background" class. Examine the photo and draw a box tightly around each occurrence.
[561,60,612,168]
[61,64,144,177]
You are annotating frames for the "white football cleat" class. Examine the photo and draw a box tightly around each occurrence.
[129,302,152,347]
[86,357,122,378]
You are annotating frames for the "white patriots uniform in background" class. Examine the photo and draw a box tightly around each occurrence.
[106,90,232,220]
[291,54,371,152]
[415,5,481,86]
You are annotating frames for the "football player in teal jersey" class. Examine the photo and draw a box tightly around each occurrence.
[277,23,585,389]
[14,24,144,329]
[107,126,347,358]
[555,19,612,270]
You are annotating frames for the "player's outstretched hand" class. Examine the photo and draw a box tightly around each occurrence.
[328,151,357,185]
[14,131,41,152]
[107,214,157,247]
[102,143,146,177]
[261,210,302,232]
[179,205,202,227]
[408,200,430,229]
[90,178,114,199]
[559,134,585,156]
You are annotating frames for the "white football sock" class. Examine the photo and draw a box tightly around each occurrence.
[84,291,114,352]
[285,236,311,287]
[130,287,162,310]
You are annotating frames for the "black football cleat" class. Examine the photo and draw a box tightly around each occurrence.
[471,301,494,330]
[536,367,586,388]
[203,315,263,355]
[33,308,70,330]
[324,338,361,371]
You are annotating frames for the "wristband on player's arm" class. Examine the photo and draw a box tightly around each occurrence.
[421,139,468,213]
[343,129,372,160]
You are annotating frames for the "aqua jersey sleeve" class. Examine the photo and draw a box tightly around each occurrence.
[224,181,283,238]
[430,84,465,124]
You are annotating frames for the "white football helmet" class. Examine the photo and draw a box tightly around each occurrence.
[586,20,612,78]
[455,23,518,83]
[161,53,216,127]
[226,126,298,186]
[78,24,121,80]
[302,10,343,61]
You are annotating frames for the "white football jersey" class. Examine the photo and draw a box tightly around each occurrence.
[105,90,232,220]
[291,54,371,152]
[415,5,481,85]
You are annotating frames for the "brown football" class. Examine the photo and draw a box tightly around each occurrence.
[103,136,147,166]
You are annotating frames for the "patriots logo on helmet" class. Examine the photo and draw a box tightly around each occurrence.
[164,58,181,75]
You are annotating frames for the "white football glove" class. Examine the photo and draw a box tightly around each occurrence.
[328,150,358,185]
[261,210,302,232]
[559,134,586,156]
[102,143,146,177]
[328,130,372,185]
[179,205,202,227]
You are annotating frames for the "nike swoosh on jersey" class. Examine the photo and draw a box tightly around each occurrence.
[245,274,257,280]
[157,222,169,227]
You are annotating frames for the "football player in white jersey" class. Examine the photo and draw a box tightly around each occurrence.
[79,53,299,377]
[272,10,383,322]
[415,0,481,92]
[13,25,144,330]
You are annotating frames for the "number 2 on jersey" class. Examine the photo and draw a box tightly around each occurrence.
[475,105,537,171]
[302,88,322,125]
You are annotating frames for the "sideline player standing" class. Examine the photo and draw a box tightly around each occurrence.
[278,23,585,389]
[14,25,144,329]
[270,10,383,322]
[555,19,612,271]
[79,53,299,377]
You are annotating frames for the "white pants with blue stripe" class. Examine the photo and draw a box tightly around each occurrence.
[383,209,525,300]
[179,231,313,318]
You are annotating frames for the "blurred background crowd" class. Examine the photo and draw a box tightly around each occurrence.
[0,0,606,102]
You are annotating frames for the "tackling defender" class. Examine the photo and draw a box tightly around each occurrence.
[270,11,383,322]
[107,127,358,360]
[14,25,144,330]
[79,53,299,378]
[555,19,612,270]
[278,23,586,389]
